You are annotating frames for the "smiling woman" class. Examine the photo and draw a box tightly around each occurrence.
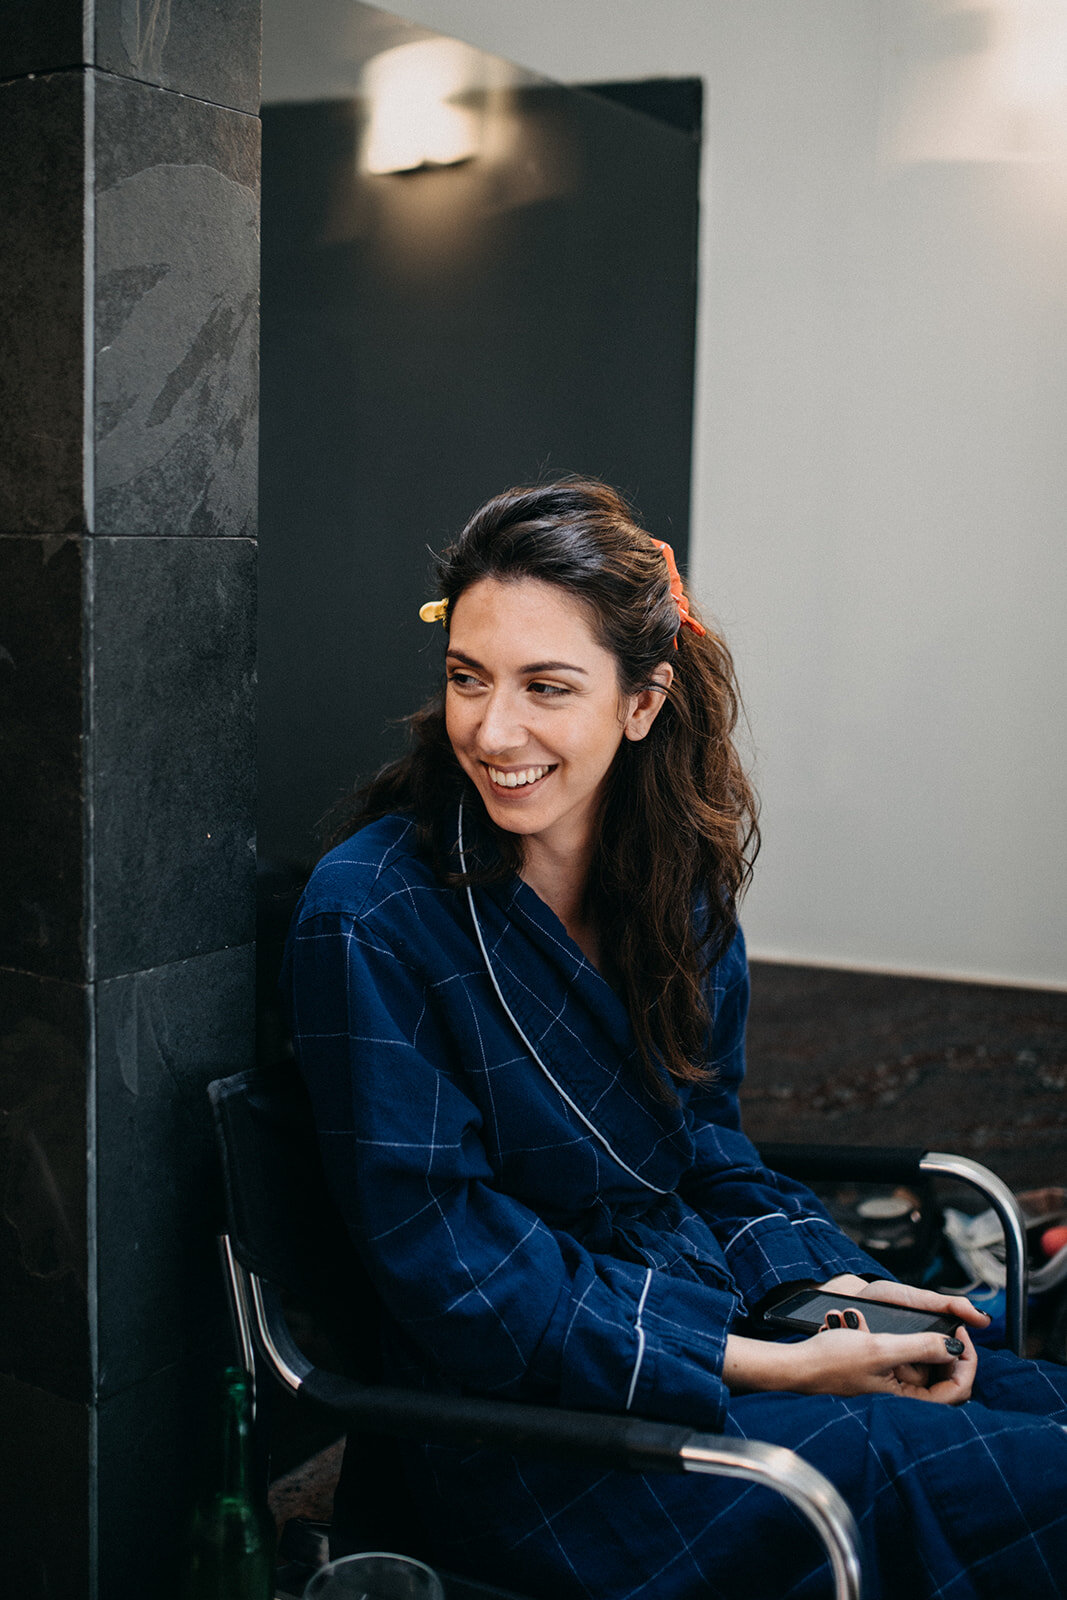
[442,574,673,981]
[320,477,758,1092]
[443,575,671,969]
[286,479,1067,1600]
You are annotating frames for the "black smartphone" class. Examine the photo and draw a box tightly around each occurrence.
[760,1288,961,1339]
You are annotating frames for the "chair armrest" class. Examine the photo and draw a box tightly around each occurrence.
[301,1363,862,1599]
[760,1143,1029,1355]
[758,1142,928,1185]
[302,1369,689,1470]
[222,1241,863,1599]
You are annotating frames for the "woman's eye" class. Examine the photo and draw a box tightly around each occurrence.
[447,671,482,690]
[528,681,569,698]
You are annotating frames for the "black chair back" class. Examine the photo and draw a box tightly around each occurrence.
[209,1063,413,1551]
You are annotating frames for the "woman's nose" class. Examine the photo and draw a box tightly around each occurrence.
[478,689,526,753]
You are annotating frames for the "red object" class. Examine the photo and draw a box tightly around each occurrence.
[1039,1224,1067,1259]
[650,539,707,647]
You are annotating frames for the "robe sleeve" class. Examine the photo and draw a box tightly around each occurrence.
[287,908,739,1431]
[678,928,891,1313]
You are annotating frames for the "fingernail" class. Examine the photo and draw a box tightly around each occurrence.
[826,1312,842,1328]
[944,1337,965,1356]
[843,1310,860,1329]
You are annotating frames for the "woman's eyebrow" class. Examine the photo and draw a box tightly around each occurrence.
[522,659,589,676]
[446,649,588,676]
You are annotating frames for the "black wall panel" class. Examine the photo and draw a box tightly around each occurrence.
[258,27,701,869]
[0,4,261,1593]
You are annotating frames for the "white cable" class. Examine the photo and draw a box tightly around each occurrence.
[458,801,668,1196]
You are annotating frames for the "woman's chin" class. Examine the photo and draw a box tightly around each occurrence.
[475,770,556,830]
[481,794,546,835]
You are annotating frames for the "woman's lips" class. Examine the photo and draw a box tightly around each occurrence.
[484,763,556,791]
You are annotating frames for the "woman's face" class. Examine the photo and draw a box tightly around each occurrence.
[445,576,669,862]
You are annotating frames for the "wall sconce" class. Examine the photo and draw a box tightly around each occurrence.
[360,39,486,174]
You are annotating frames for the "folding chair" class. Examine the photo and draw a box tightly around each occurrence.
[207,1064,1026,1600]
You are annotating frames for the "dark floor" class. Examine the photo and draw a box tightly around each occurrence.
[742,961,1067,1194]
[269,1437,343,1533]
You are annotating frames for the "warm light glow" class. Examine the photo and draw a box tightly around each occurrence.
[883,0,1067,164]
[361,40,484,174]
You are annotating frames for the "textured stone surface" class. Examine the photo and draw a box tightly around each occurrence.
[91,536,256,977]
[94,943,254,1395]
[0,1372,89,1599]
[2,7,262,1596]
[0,536,84,979]
[0,73,85,537]
[0,3,82,81]
[0,970,90,1400]
[95,0,262,115]
[0,0,260,112]
[94,71,260,539]
[96,1351,230,1600]
[743,961,1067,1192]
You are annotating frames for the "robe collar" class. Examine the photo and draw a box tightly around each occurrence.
[455,801,693,1195]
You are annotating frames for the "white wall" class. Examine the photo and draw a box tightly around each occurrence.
[272,2,1067,988]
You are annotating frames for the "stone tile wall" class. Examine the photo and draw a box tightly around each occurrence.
[0,5,261,1595]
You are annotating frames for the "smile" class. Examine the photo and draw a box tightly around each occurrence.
[485,764,555,789]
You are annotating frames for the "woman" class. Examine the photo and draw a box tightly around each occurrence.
[285,480,1067,1599]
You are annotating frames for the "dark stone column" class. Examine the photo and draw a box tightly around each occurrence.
[0,6,260,1595]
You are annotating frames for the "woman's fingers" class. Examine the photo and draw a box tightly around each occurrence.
[752,1315,978,1404]
[892,1361,932,1387]
[811,1311,976,1405]
[880,1329,967,1368]
[902,1325,977,1406]
[821,1306,966,1366]
[821,1307,870,1333]
[936,1293,992,1329]
[860,1278,992,1329]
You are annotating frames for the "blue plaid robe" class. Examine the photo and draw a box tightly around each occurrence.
[286,812,1067,1599]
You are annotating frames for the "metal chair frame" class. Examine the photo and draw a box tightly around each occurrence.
[209,1067,1030,1600]
[217,1233,863,1600]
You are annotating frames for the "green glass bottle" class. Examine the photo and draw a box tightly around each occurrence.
[182,1366,276,1600]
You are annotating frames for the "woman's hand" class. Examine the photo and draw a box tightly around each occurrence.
[819,1273,992,1333]
[723,1317,976,1405]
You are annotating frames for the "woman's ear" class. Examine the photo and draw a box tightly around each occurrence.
[623,662,674,741]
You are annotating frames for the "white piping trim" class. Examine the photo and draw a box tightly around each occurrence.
[625,1268,653,1411]
[458,802,668,1196]
[723,1211,788,1253]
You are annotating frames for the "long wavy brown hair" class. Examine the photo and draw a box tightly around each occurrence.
[324,479,760,1094]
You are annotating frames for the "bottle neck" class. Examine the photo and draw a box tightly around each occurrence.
[216,1369,255,1499]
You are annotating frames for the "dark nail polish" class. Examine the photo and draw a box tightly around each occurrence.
[944,1337,965,1356]
[826,1312,842,1328]
[843,1310,860,1329]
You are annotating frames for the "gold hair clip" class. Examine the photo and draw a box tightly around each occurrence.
[419,599,449,626]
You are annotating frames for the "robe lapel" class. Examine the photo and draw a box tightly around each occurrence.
[472,872,694,1194]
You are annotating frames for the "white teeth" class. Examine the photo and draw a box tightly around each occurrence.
[487,765,551,788]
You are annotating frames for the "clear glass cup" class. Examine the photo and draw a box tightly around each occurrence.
[302,1552,446,1600]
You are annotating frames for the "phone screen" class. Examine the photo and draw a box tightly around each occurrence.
[764,1289,960,1338]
